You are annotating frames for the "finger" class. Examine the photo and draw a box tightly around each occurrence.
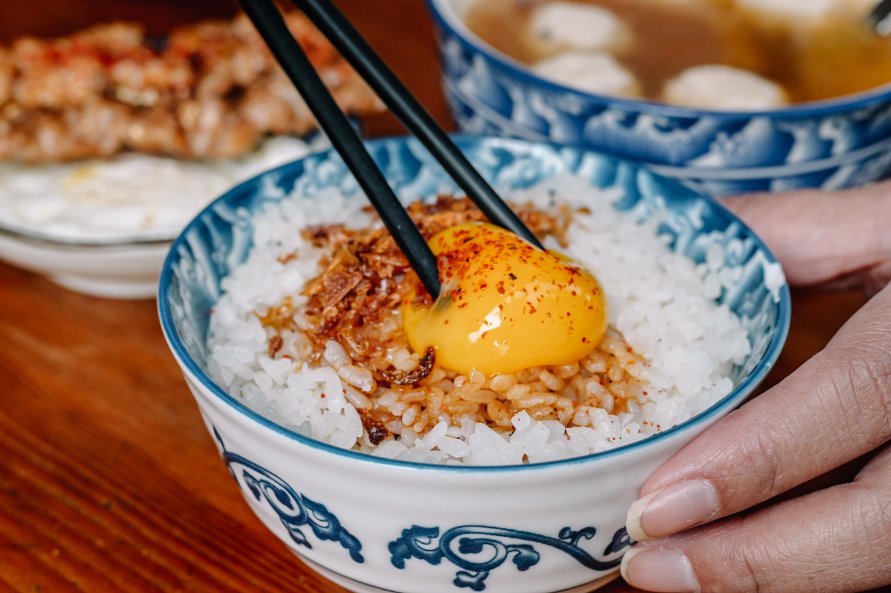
[620,443,891,593]
[721,182,891,289]
[626,284,891,541]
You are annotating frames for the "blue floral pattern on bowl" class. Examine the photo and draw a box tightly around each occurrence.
[389,524,631,591]
[426,0,891,196]
[213,428,365,563]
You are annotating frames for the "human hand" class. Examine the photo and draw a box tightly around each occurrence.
[619,182,891,593]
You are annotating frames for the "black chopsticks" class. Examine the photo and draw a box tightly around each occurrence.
[238,0,441,298]
[868,0,891,35]
[287,0,543,250]
[237,0,543,300]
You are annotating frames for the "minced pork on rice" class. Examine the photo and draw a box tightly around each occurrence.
[206,178,752,465]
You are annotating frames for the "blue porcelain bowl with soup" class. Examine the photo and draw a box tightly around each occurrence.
[425,0,891,197]
[158,135,790,593]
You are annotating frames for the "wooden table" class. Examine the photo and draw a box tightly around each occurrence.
[0,2,871,592]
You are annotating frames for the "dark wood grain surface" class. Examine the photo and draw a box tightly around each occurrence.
[0,2,871,592]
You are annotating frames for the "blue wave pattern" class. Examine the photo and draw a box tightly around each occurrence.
[213,428,365,563]
[388,524,631,591]
[429,9,891,195]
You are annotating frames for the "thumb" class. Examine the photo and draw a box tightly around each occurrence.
[620,443,891,593]
[619,284,891,593]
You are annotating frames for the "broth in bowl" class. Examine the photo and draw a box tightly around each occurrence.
[465,0,891,107]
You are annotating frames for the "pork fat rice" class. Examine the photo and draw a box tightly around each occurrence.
[206,180,751,465]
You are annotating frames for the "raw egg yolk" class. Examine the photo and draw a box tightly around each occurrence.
[402,222,607,376]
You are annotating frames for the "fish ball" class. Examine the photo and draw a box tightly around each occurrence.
[532,51,642,98]
[528,2,631,53]
[663,65,788,110]
[733,0,839,22]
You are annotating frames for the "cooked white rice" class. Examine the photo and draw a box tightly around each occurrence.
[206,177,753,465]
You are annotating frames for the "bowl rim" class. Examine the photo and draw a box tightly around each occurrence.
[0,222,174,250]
[425,0,891,120]
[157,134,792,473]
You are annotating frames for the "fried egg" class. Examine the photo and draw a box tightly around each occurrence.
[0,136,312,241]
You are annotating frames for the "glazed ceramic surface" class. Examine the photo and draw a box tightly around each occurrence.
[426,0,891,196]
[0,229,170,299]
[158,135,790,593]
[0,133,332,299]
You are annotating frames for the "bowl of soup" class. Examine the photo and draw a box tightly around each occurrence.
[158,135,790,592]
[426,0,891,196]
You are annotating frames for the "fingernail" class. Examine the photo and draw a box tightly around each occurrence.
[621,547,701,593]
[626,479,718,541]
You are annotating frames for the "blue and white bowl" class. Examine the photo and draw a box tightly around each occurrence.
[426,0,891,197]
[158,136,790,593]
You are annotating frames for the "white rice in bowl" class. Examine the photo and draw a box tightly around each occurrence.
[206,178,752,466]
